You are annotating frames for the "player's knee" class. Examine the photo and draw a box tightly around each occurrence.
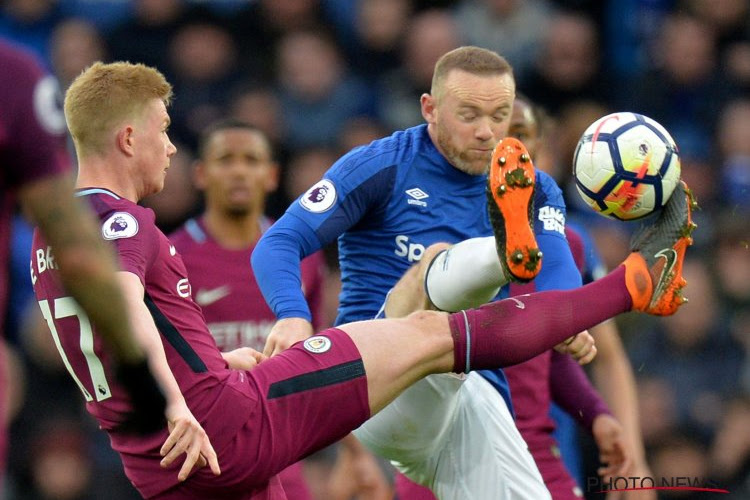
[404,309,449,336]
[422,243,451,273]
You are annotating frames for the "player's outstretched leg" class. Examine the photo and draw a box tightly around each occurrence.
[346,185,698,412]
[448,182,698,373]
[622,181,697,315]
[487,137,541,282]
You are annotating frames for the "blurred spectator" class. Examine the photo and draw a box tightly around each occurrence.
[342,0,411,81]
[106,0,185,74]
[629,259,743,439]
[708,395,750,498]
[616,12,736,156]
[376,9,463,131]
[21,420,92,500]
[714,216,750,307]
[454,0,554,81]
[283,146,340,204]
[648,432,710,500]
[57,0,132,31]
[712,216,750,397]
[521,10,613,115]
[1,341,23,428]
[683,0,749,52]
[165,8,244,149]
[49,17,106,89]
[229,85,286,155]
[636,376,680,447]
[723,43,750,93]
[716,98,750,209]
[275,29,376,149]
[602,0,673,79]
[230,0,331,80]
[0,0,63,64]
[336,116,389,155]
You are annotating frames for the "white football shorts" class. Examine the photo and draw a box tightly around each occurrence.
[354,372,551,499]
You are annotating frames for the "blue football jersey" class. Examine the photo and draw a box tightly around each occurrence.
[254,125,577,321]
[253,124,581,409]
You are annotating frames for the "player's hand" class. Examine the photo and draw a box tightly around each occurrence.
[114,357,168,434]
[221,347,267,370]
[593,414,631,482]
[263,317,314,357]
[160,401,220,481]
[605,464,658,500]
[555,330,597,365]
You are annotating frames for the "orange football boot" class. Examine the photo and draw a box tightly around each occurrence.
[623,181,698,315]
[486,137,542,282]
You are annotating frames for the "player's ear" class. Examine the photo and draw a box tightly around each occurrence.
[117,126,135,156]
[193,160,207,190]
[421,93,436,124]
[264,162,280,194]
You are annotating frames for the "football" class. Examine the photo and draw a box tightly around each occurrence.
[573,112,681,221]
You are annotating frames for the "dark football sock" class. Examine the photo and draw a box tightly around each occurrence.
[450,266,631,372]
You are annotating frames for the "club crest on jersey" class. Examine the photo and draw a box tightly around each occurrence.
[300,179,336,213]
[102,212,139,240]
[303,336,331,354]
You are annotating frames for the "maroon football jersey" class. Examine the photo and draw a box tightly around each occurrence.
[31,189,254,497]
[169,216,326,352]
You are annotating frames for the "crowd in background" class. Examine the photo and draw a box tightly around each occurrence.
[1,0,749,498]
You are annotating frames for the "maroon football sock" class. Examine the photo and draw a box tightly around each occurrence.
[450,266,632,373]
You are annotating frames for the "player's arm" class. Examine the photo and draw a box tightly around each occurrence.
[254,163,392,356]
[590,321,655,496]
[252,217,323,355]
[574,223,655,496]
[116,271,220,481]
[549,350,630,479]
[302,251,329,332]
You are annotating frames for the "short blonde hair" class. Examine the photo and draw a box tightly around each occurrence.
[64,61,172,157]
[431,46,514,99]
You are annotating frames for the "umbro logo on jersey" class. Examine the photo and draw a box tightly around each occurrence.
[169,245,177,256]
[405,187,429,207]
[195,285,231,306]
